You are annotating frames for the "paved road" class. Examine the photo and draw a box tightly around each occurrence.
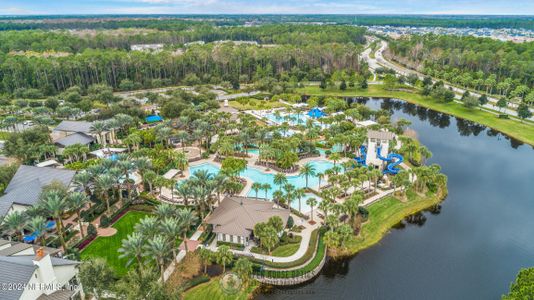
[364,40,534,121]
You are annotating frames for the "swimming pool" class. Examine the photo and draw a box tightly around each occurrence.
[264,112,309,126]
[188,160,335,212]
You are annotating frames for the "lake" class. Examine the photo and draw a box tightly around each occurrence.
[257,98,534,300]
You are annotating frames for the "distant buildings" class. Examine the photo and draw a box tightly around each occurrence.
[130,44,164,52]
[366,25,534,43]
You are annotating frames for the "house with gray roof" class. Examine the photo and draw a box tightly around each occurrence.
[52,120,113,150]
[205,196,289,246]
[0,165,76,217]
[0,245,81,300]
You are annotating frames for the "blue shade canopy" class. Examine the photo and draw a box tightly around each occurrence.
[145,115,163,123]
[308,107,326,118]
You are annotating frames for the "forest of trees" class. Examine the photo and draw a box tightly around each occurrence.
[1,15,533,30]
[0,25,367,95]
[389,34,534,104]
[0,24,366,53]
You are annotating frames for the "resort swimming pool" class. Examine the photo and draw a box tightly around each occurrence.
[188,160,335,212]
[264,112,309,126]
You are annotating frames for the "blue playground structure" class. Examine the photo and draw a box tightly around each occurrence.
[308,107,327,119]
[22,220,56,244]
[355,145,367,166]
[376,146,404,175]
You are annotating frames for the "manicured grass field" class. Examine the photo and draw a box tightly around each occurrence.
[80,211,149,277]
[183,277,258,300]
[297,85,534,147]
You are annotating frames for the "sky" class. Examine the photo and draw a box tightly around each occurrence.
[0,0,533,15]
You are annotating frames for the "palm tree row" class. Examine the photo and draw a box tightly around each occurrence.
[119,203,198,282]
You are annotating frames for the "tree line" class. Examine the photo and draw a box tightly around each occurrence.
[389,34,534,104]
[0,42,364,95]
[0,24,366,53]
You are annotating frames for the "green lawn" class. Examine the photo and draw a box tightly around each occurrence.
[183,277,258,300]
[251,241,300,257]
[343,189,445,255]
[228,97,286,111]
[271,243,300,257]
[81,211,149,277]
[297,84,534,147]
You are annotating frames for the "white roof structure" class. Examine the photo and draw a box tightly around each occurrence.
[35,160,62,168]
[357,120,378,127]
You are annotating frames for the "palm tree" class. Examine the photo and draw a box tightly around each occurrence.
[306,198,318,221]
[317,172,324,189]
[330,152,341,166]
[134,157,152,180]
[90,120,108,145]
[318,200,331,220]
[118,232,145,270]
[299,162,317,188]
[143,170,157,193]
[135,216,159,238]
[174,151,189,173]
[124,133,142,152]
[39,191,68,250]
[154,203,176,220]
[177,209,197,252]
[95,174,115,211]
[143,235,169,282]
[67,192,89,238]
[3,211,26,241]
[215,245,233,273]
[198,247,212,274]
[160,218,182,262]
[27,216,47,246]
[273,173,288,191]
[261,183,271,199]
[294,188,306,213]
[251,182,262,198]
[213,175,227,205]
[234,257,253,286]
[175,183,191,206]
[73,172,92,197]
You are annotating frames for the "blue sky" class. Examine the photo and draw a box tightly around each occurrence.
[0,0,533,15]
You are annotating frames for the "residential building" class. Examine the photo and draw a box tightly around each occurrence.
[52,120,113,151]
[0,165,76,218]
[0,240,82,300]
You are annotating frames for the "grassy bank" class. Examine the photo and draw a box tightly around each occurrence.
[183,277,258,300]
[340,188,446,256]
[297,85,534,147]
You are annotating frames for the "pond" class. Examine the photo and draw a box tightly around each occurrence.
[257,98,534,299]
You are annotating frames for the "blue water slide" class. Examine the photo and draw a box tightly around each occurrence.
[355,145,367,166]
[376,146,404,175]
